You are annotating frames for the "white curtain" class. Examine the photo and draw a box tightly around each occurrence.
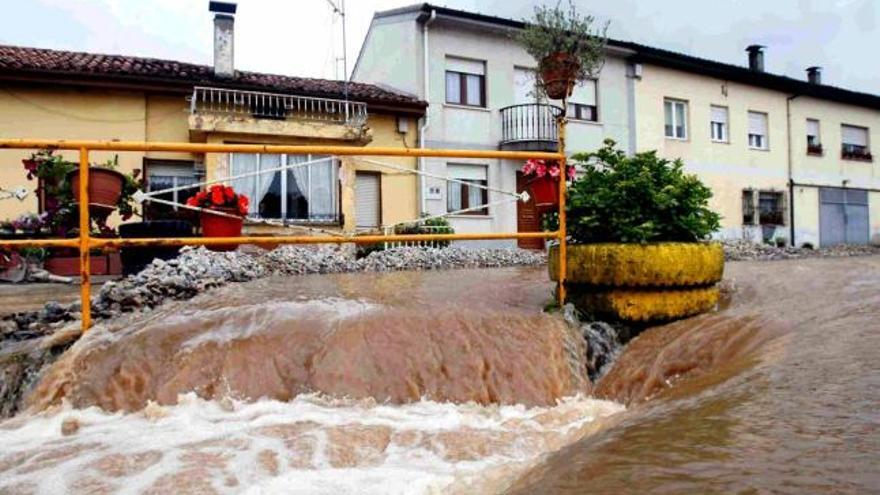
[231,154,257,215]
[287,154,311,219]
[309,159,334,219]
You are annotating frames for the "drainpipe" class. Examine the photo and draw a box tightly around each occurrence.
[786,94,799,246]
[418,9,437,216]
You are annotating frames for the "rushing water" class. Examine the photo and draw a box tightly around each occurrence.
[1,257,879,493]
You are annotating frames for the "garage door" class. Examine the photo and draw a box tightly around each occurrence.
[820,188,869,246]
[355,172,381,228]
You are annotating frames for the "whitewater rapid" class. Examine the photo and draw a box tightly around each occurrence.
[0,393,623,494]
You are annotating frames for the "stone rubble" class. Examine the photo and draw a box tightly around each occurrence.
[721,239,880,261]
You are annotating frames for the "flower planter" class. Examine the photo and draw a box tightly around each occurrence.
[45,252,122,277]
[68,168,125,217]
[527,175,560,208]
[549,243,724,322]
[200,207,243,252]
[540,52,580,100]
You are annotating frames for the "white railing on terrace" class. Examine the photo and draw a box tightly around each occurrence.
[189,86,368,127]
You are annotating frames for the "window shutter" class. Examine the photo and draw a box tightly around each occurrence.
[446,57,485,75]
[806,119,819,136]
[748,112,767,135]
[711,106,727,123]
[570,79,597,106]
[448,164,487,181]
[842,125,867,146]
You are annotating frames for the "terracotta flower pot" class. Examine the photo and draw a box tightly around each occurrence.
[540,52,580,100]
[526,175,560,208]
[200,207,244,252]
[68,168,126,210]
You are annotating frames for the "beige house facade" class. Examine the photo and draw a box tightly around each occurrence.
[0,3,425,237]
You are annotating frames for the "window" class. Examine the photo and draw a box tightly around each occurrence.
[567,80,598,122]
[664,99,687,139]
[748,111,769,149]
[145,160,199,220]
[447,164,488,215]
[742,190,755,225]
[230,153,338,222]
[806,119,822,154]
[445,57,486,107]
[710,105,728,142]
[758,191,785,225]
[841,124,871,160]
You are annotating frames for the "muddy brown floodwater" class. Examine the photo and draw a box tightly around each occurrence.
[508,256,880,494]
[0,257,878,494]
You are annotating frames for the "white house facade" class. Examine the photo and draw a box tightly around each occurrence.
[353,4,636,248]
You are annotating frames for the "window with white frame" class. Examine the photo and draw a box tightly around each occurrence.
[806,119,821,154]
[748,111,769,149]
[567,80,598,122]
[145,159,199,219]
[445,57,486,107]
[446,164,488,215]
[710,105,728,142]
[664,98,687,139]
[841,124,870,159]
[230,153,338,222]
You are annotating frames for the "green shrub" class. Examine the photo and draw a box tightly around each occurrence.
[394,216,455,248]
[549,140,721,244]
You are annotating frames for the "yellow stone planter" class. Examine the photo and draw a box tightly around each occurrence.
[549,243,724,322]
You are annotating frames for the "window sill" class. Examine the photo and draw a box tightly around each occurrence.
[806,151,824,157]
[841,154,873,162]
[443,103,491,113]
[749,146,770,152]
[665,136,688,142]
[711,139,730,145]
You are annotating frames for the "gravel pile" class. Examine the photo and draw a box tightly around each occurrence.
[722,239,880,261]
[1,246,545,340]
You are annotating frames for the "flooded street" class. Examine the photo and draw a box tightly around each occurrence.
[510,256,880,494]
[0,256,879,493]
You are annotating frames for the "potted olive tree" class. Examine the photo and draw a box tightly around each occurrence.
[547,140,724,322]
[516,0,608,100]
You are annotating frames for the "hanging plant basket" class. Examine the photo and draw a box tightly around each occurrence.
[540,52,581,100]
[527,175,560,208]
[200,207,244,252]
[68,168,125,217]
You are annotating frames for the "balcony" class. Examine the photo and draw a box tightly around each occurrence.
[499,103,563,152]
[188,86,371,142]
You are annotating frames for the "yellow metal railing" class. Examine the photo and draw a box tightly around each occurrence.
[0,132,568,332]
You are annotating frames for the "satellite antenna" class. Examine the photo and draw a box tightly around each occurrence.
[324,0,349,120]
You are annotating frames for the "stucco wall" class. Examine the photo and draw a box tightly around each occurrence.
[352,13,423,97]
[0,84,147,221]
[634,64,790,240]
[145,94,196,161]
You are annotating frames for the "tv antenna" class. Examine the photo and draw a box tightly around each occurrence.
[324,0,349,118]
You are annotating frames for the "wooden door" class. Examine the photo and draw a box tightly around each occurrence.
[516,172,545,250]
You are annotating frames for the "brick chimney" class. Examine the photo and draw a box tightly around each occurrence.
[209,1,237,78]
[806,66,822,84]
[746,45,765,72]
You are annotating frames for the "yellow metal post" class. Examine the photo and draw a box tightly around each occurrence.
[78,147,91,332]
[557,114,568,307]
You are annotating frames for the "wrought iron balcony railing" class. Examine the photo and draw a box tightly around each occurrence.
[499,103,564,150]
[189,86,368,127]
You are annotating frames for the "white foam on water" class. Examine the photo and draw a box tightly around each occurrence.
[0,394,623,494]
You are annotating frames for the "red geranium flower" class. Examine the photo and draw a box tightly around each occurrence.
[211,186,225,206]
[224,185,235,201]
[237,195,249,216]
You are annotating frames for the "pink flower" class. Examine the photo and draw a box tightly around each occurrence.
[534,162,547,177]
[522,159,539,175]
[548,165,561,178]
[567,165,577,180]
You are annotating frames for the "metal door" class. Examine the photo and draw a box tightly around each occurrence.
[820,188,869,246]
